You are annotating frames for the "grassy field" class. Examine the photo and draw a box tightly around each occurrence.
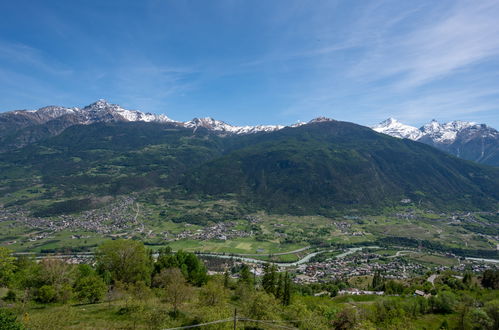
[1,200,497,261]
[167,237,306,255]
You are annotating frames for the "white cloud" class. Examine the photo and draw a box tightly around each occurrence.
[350,0,499,88]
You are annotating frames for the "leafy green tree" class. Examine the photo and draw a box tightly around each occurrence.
[95,239,152,284]
[74,275,107,304]
[12,256,42,290]
[35,285,57,303]
[470,308,493,330]
[154,249,207,286]
[242,291,280,321]
[199,280,226,306]
[38,258,74,302]
[160,268,193,317]
[0,247,16,286]
[484,300,499,330]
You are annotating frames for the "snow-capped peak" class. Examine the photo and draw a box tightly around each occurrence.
[420,120,476,143]
[82,100,175,123]
[372,118,489,144]
[183,117,283,134]
[372,118,423,140]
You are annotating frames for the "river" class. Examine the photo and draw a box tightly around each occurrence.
[197,246,380,267]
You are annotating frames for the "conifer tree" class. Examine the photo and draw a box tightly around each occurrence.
[275,273,284,299]
[223,269,230,288]
[282,272,291,306]
[262,263,277,295]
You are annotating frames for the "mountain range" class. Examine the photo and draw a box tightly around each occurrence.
[373,118,499,166]
[1,100,498,216]
[2,100,497,167]
[0,100,286,151]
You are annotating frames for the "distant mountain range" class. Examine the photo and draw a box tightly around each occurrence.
[372,118,499,166]
[1,100,498,167]
[0,100,286,151]
[0,102,498,215]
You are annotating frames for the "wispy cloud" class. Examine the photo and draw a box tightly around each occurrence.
[0,41,72,76]
[350,0,499,88]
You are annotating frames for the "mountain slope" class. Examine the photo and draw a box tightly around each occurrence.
[182,120,499,213]
[373,118,499,166]
[1,117,498,215]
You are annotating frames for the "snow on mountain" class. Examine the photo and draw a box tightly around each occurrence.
[372,118,423,140]
[420,120,476,143]
[5,100,175,125]
[183,117,283,134]
[371,118,489,144]
[2,100,284,135]
[80,99,175,124]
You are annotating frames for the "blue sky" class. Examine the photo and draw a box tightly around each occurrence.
[1,0,498,128]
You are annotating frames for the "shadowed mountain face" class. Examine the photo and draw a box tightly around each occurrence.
[1,119,498,215]
[373,118,499,166]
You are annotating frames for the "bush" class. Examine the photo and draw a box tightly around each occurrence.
[35,285,57,303]
[3,290,16,302]
[0,309,23,330]
[430,291,456,314]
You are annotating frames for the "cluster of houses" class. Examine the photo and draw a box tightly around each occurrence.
[173,221,253,241]
[293,252,426,283]
[0,197,142,243]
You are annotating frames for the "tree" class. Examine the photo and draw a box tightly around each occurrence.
[239,264,253,286]
[430,291,456,314]
[199,280,226,306]
[332,307,359,330]
[0,247,16,286]
[35,285,57,303]
[485,300,499,330]
[95,239,152,284]
[275,273,284,299]
[223,270,230,288]
[12,256,41,290]
[39,258,73,287]
[158,268,193,317]
[462,272,472,287]
[470,308,493,330]
[242,291,280,321]
[262,263,277,295]
[282,272,292,306]
[74,275,107,304]
[481,269,499,289]
[371,271,383,290]
[154,249,207,286]
[38,258,74,303]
